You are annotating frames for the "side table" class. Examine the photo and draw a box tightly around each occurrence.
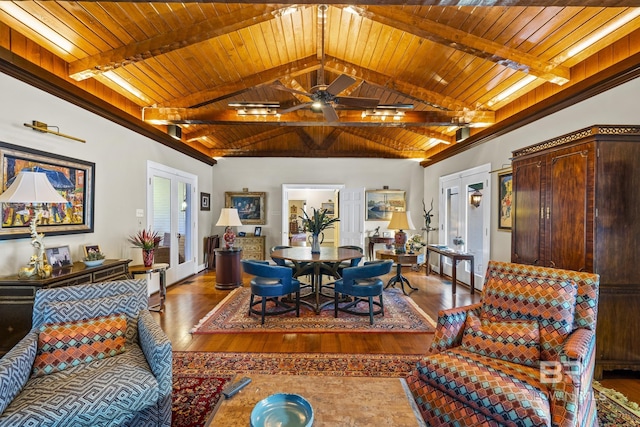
[368,236,394,260]
[425,245,475,295]
[214,248,243,290]
[129,263,169,312]
[376,250,424,295]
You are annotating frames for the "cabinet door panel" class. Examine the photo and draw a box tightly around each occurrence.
[546,144,595,271]
[511,158,544,265]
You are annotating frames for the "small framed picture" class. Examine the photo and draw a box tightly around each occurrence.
[83,244,101,258]
[383,231,391,238]
[238,231,246,237]
[200,192,211,211]
[254,226,262,237]
[45,245,73,269]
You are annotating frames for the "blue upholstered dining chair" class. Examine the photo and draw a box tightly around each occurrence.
[241,260,301,324]
[333,260,393,324]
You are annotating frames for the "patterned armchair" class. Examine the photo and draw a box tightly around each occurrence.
[407,261,600,427]
[0,279,172,426]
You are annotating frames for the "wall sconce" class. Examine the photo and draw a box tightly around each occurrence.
[470,190,483,208]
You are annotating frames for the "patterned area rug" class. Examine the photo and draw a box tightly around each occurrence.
[191,287,436,334]
[171,352,640,427]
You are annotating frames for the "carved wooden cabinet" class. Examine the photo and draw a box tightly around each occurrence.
[511,125,640,378]
[0,259,131,356]
[235,235,266,261]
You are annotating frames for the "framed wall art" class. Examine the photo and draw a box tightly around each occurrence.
[365,189,406,221]
[0,141,95,240]
[225,191,266,225]
[498,170,513,230]
[200,192,210,211]
[45,245,73,269]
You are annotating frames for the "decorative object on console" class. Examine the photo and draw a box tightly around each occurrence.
[300,208,339,254]
[127,229,162,267]
[216,208,243,249]
[82,248,105,267]
[0,171,68,279]
[453,235,465,252]
[387,211,415,254]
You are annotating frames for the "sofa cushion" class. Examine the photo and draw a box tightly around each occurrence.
[481,274,577,360]
[43,293,139,343]
[461,311,540,367]
[32,314,127,378]
[410,348,550,426]
[0,346,159,427]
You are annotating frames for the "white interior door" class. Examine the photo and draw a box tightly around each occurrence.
[147,161,197,286]
[439,164,491,289]
[339,187,365,248]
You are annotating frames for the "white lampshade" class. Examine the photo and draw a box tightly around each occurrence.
[387,211,415,231]
[0,171,67,204]
[216,208,243,227]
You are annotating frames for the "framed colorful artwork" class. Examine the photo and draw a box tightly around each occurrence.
[0,141,95,240]
[498,170,513,230]
[225,191,266,225]
[365,190,406,221]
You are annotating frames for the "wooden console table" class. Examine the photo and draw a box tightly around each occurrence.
[425,245,475,295]
[368,236,394,260]
[0,259,131,356]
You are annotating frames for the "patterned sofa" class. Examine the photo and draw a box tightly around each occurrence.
[0,279,172,426]
[407,261,600,427]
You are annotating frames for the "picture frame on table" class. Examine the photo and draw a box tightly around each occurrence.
[365,189,406,221]
[498,170,513,230]
[45,245,73,269]
[225,191,266,225]
[254,226,262,237]
[200,192,211,211]
[83,244,101,258]
[0,141,95,240]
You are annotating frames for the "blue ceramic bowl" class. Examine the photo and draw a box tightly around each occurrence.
[83,259,105,267]
[250,393,313,427]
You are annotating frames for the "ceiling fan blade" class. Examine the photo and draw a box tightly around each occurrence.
[325,74,356,96]
[271,82,313,98]
[321,103,339,122]
[334,96,380,108]
[279,103,312,114]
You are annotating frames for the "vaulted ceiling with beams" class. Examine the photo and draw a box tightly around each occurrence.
[0,1,639,164]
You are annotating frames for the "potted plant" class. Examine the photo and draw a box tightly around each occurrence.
[83,250,106,267]
[300,208,340,253]
[128,229,162,267]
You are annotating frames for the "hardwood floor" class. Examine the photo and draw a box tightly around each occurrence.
[151,267,640,405]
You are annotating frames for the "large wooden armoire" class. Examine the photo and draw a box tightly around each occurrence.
[511,125,640,379]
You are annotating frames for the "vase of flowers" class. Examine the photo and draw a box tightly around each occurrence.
[300,208,340,254]
[453,235,465,253]
[128,229,162,267]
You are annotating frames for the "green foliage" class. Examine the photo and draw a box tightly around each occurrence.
[83,251,105,261]
[299,208,340,235]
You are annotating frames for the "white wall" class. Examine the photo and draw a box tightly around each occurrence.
[0,73,215,277]
[212,157,425,252]
[423,77,640,263]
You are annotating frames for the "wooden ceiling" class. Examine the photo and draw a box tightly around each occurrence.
[1,1,639,163]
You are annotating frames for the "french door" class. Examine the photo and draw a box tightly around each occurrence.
[438,164,491,289]
[147,161,197,286]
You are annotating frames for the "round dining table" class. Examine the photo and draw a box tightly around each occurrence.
[270,246,363,313]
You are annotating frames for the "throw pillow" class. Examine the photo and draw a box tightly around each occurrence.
[481,273,577,361]
[461,311,540,367]
[31,313,127,377]
[43,293,138,343]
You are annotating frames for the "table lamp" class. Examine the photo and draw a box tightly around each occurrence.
[387,211,415,254]
[0,171,68,279]
[216,208,243,249]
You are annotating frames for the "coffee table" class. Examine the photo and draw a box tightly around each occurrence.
[207,374,426,426]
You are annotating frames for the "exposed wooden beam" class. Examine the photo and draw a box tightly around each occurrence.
[210,147,426,159]
[69,5,282,81]
[98,0,640,6]
[142,107,495,126]
[341,128,424,152]
[364,6,569,85]
[159,56,320,108]
[319,128,343,150]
